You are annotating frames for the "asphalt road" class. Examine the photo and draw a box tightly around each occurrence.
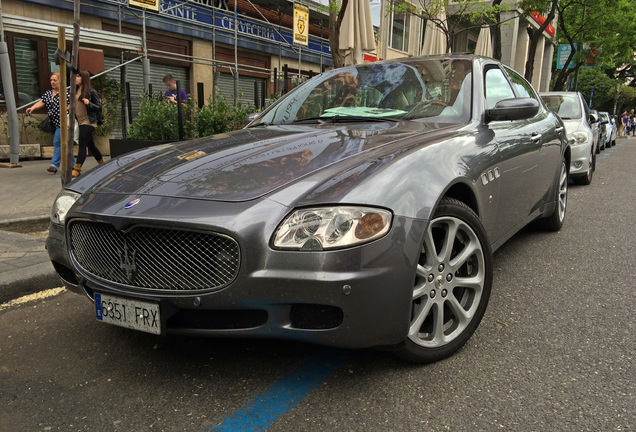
[1,139,635,432]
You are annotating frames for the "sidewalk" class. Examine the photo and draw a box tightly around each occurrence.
[0,158,104,303]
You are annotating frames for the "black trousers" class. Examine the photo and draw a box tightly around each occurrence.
[77,125,102,165]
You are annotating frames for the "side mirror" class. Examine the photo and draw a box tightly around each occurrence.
[486,98,540,122]
[244,112,260,126]
[589,113,599,124]
[611,118,616,125]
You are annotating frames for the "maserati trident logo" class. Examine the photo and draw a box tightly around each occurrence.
[124,198,141,209]
[119,240,137,283]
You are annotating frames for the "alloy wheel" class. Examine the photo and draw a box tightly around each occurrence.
[557,162,568,223]
[409,216,486,348]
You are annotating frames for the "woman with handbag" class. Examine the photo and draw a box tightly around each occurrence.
[72,70,104,177]
[26,73,70,174]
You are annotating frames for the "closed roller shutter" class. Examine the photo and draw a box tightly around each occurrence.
[13,37,40,104]
[104,57,189,123]
[216,73,265,108]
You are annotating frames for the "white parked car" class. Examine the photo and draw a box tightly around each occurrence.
[599,111,616,149]
[541,91,597,185]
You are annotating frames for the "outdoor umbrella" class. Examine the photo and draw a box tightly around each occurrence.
[474,26,493,57]
[339,0,376,66]
[421,10,448,55]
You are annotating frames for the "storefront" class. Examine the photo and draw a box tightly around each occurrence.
[1,0,332,115]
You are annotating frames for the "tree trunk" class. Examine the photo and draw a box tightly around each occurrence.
[524,0,558,84]
[329,0,348,69]
[551,9,578,91]
[491,0,503,60]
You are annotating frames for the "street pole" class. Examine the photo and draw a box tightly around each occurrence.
[0,0,21,167]
[142,10,150,93]
[233,0,238,105]
[58,27,69,182]
[64,0,80,185]
[613,83,620,116]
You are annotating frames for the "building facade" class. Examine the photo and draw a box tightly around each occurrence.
[0,0,332,115]
[378,0,556,92]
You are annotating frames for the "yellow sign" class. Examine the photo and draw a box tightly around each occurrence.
[293,3,309,46]
[129,0,159,12]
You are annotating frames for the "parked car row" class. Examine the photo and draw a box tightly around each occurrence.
[48,55,571,364]
[539,92,617,186]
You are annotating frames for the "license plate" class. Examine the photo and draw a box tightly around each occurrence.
[94,293,160,335]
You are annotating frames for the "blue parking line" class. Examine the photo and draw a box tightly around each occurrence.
[207,350,352,432]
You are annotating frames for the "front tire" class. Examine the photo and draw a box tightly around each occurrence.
[576,149,594,185]
[395,198,493,363]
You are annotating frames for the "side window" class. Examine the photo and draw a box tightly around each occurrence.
[505,67,539,100]
[484,67,515,110]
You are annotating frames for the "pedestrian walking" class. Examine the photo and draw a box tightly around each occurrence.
[25,73,70,174]
[72,70,104,178]
[619,111,627,136]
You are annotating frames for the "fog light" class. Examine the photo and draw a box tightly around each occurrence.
[573,161,583,169]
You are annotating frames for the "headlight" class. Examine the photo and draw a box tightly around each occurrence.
[568,130,590,145]
[51,190,81,225]
[273,206,392,251]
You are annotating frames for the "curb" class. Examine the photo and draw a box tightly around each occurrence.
[0,265,61,304]
[0,216,50,234]
[0,219,58,304]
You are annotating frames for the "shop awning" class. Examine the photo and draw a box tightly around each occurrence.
[2,14,142,51]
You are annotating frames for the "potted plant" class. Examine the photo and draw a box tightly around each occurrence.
[194,89,256,137]
[109,92,195,157]
[91,75,126,157]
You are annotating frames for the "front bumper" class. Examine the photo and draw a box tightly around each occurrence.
[569,141,593,177]
[46,195,425,349]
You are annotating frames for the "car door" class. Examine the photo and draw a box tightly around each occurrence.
[504,67,562,208]
[483,65,550,242]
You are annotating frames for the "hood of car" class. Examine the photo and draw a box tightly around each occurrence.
[561,118,590,136]
[84,122,445,202]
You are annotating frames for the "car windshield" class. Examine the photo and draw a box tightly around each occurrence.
[541,95,582,120]
[253,59,472,126]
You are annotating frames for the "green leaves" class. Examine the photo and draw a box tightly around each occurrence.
[128,90,256,141]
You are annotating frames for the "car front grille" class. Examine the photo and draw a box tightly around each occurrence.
[68,220,240,293]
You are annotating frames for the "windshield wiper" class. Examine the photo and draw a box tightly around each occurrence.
[328,115,400,123]
[286,115,401,125]
[289,117,327,124]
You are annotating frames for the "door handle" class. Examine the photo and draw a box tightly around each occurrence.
[555,127,564,133]
[531,133,542,142]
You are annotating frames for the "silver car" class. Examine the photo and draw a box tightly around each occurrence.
[541,91,596,185]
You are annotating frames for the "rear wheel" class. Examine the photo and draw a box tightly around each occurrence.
[396,198,493,363]
[537,160,568,231]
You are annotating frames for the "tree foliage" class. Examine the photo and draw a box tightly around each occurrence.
[551,0,636,92]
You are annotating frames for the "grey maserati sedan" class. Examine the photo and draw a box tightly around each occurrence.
[47,55,569,363]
